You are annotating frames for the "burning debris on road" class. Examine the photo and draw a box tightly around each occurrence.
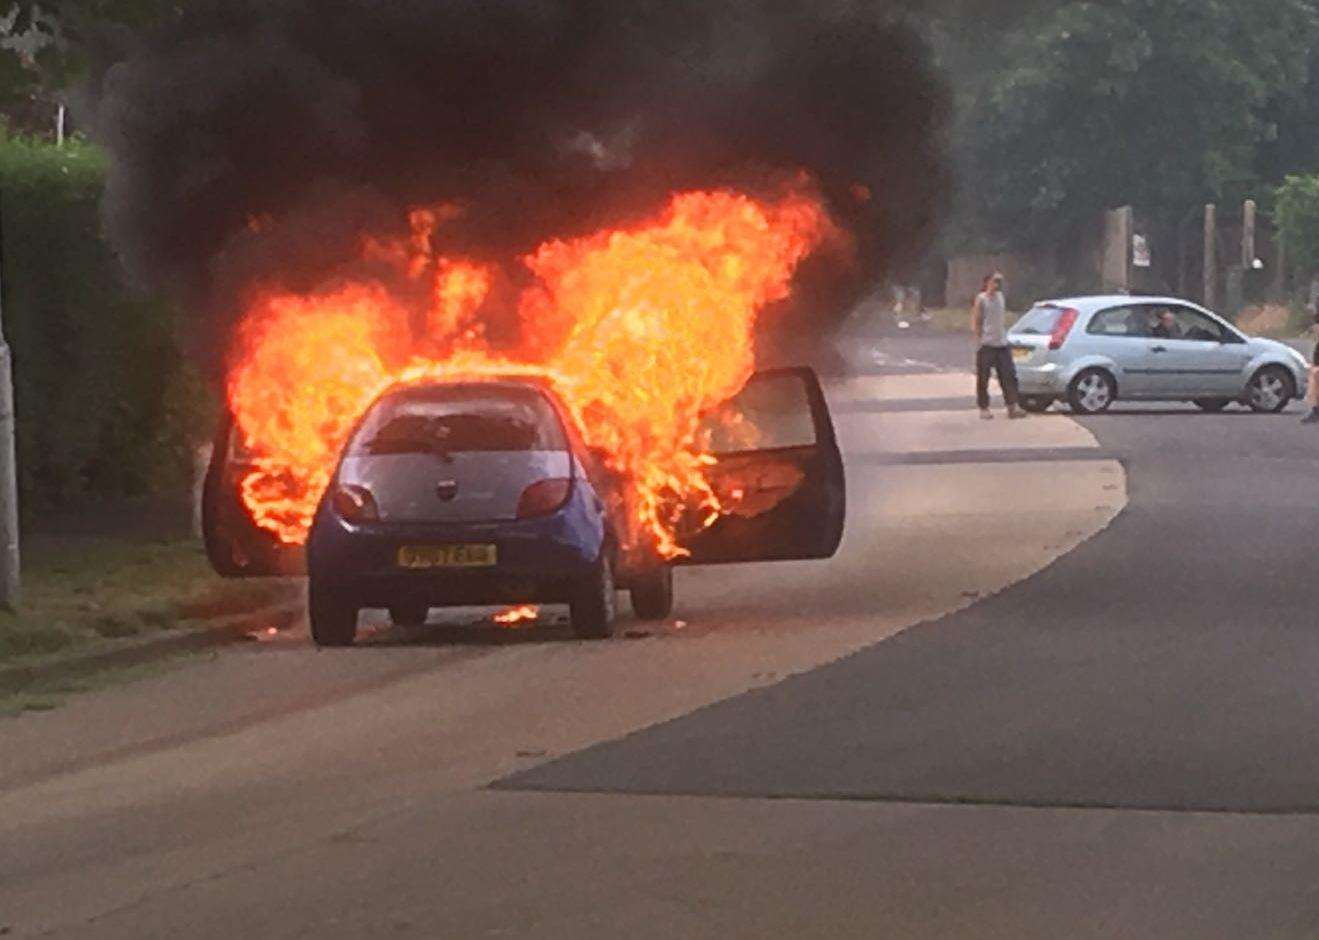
[88,0,948,558]
[493,605,540,627]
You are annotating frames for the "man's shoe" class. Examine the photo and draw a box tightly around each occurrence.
[979,409,994,420]
[1302,408,1319,424]
[1008,407,1029,420]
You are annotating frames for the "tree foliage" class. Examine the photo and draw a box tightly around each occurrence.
[0,1,186,136]
[939,0,1319,252]
[1275,173,1319,274]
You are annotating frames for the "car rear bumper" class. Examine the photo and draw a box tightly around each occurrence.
[1014,361,1069,396]
[306,494,605,607]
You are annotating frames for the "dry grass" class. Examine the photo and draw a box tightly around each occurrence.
[0,536,296,664]
[1237,304,1311,339]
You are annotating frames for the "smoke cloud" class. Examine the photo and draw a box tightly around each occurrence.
[89,0,949,365]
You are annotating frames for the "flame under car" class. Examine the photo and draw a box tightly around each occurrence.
[203,367,845,644]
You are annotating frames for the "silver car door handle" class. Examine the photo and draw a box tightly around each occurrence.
[1151,345,1168,353]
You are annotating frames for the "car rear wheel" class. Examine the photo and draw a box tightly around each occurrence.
[1246,366,1294,414]
[309,579,358,647]
[570,552,617,640]
[1019,395,1055,413]
[1067,369,1116,415]
[630,565,674,620]
[1194,398,1231,412]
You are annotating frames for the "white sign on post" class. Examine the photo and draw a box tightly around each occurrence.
[1132,233,1151,268]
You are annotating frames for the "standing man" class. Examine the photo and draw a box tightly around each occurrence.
[1301,310,1319,424]
[972,272,1027,420]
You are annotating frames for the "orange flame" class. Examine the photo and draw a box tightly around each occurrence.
[492,605,540,626]
[227,184,838,557]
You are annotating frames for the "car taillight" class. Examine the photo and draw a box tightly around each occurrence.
[331,484,379,523]
[517,478,571,519]
[1049,307,1079,350]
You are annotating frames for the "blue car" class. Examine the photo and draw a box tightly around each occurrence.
[204,368,845,645]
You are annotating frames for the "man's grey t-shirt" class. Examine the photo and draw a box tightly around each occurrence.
[977,290,1008,347]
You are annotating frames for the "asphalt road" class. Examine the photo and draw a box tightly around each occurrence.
[5,329,1319,937]
[511,333,1319,812]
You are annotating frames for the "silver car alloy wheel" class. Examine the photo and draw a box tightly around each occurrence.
[1249,371,1287,412]
[1077,373,1112,412]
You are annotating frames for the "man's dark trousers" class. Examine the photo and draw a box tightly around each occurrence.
[976,345,1020,410]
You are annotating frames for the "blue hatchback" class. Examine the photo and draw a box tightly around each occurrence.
[204,368,846,644]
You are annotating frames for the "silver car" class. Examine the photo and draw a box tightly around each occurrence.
[1007,295,1310,414]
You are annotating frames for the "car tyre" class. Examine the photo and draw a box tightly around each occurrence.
[309,578,358,647]
[1019,395,1055,413]
[1194,398,1231,412]
[630,565,674,620]
[1067,368,1116,415]
[1246,366,1295,414]
[570,551,617,640]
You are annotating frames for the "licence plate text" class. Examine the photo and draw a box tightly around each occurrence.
[397,544,497,569]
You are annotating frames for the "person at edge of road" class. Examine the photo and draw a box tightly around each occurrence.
[1301,310,1319,424]
[971,272,1028,420]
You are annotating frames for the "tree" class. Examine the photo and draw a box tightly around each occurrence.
[1275,173,1319,276]
[0,1,187,136]
[944,0,1319,253]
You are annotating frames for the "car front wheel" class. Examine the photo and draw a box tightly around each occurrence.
[570,551,617,640]
[309,578,359,647]
[630,565,674,620]
[1246,366,1295,414]
[1067,369,1116,415]
[1019,395,1055,413]
[1194,398,1231,412]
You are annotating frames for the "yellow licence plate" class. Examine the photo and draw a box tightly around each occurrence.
[1012,347,1031,361]
[397,544,497,569]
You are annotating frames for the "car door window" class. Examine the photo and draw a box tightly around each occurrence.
[698,375,817,454]
[1169,307,1226,342]
[680,368,845,565]
[1087,306,1146,337]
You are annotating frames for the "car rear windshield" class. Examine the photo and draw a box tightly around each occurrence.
[1012,305,1064,335]
[350,384,568,455]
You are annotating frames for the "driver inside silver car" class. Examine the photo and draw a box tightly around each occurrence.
[1149,308,1180,339]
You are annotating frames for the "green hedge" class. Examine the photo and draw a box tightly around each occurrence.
[0,134,210,514]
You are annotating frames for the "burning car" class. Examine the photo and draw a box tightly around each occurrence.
[203,366,845,644]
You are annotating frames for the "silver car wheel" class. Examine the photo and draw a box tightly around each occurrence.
[1249,370,1288,413]
[1075,373,1112,413]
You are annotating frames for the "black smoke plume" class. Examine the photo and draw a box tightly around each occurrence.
[89,0,949,367]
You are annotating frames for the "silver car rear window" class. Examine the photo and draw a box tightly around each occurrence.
[350,384,568,455]
[1012,305,1063,335]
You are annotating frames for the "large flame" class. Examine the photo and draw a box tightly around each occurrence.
[227,184,837,557]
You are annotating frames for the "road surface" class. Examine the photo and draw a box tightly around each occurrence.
[3,330,1318,938]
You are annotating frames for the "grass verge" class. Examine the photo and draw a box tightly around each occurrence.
[0,535,297,666]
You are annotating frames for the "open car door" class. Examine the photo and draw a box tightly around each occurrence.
[680,366,845,565]
[202,412,307,577]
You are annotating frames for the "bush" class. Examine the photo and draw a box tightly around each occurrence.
[0,133,211,514]
[1275,174,1319,277]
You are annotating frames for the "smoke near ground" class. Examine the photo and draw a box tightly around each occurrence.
[89,0,949,365]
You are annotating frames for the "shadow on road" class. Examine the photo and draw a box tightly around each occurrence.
[358,622,580,648]
[353,609,662,648]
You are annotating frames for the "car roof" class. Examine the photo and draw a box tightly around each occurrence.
[1035,295,1209,312]
[379,374,560,399]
